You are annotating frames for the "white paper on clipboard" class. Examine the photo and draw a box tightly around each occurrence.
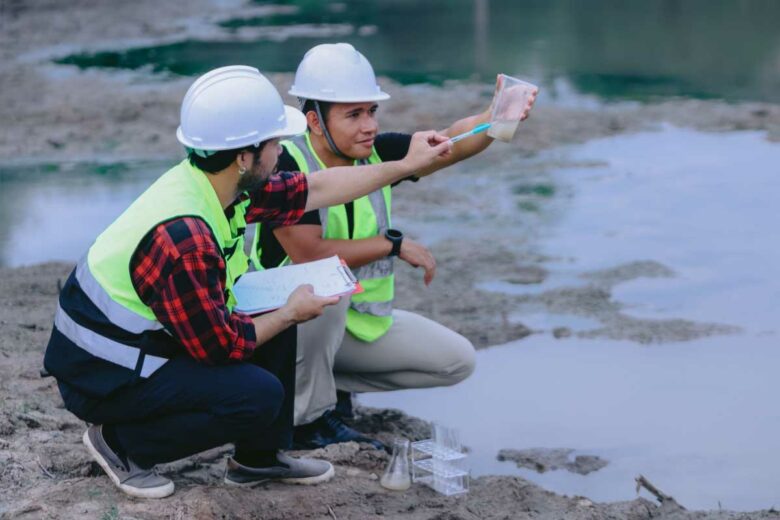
[233,255,359,315]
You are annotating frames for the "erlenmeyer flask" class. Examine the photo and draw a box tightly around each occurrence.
[380,438,411,491]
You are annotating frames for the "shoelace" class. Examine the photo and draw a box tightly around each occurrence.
[322,411,354,436]
[321,411,385,451]
[324,411,377,442]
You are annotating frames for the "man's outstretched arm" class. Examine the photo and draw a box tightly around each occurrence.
[304,130,451,212]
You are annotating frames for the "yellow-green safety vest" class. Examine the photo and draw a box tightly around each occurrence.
[89,159,249,318]
[45,159,252,396]
[250,132,394,342]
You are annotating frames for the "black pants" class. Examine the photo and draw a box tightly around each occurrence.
[58,326,296,469]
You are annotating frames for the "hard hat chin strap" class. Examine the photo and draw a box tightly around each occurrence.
[313,100,352,161]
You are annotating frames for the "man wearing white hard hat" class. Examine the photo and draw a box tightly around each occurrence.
[42,65,452,498]
[250,44,536,449]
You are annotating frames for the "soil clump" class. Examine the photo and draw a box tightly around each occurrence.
[497,448,608,476]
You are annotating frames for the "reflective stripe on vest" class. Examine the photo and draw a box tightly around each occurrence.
[54,303,167,378]
[251,132,394,342]
[351,300,394,315]
[75,256,162,334]
[66,159,247,378]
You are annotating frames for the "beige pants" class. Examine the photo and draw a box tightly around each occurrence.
[295,297,476,426]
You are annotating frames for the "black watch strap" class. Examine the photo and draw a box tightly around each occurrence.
[384,228,403,257]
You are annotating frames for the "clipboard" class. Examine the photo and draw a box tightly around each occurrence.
[233,255,362,315]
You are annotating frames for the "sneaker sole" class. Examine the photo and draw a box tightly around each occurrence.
[280,462,335,485]
[223,462,335,487]
[82,430,174,499]
[223,474,270,487]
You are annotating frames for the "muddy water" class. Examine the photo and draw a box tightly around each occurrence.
[362,127,780,511]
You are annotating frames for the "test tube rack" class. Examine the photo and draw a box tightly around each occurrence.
[411,439,469,496]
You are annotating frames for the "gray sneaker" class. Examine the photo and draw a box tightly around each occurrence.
[83,425,174,499]
[224,451,334,486]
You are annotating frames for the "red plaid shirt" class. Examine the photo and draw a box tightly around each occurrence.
[130,171,307,364]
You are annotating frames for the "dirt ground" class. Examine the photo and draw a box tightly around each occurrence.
[0,264,776,519]
[2,1,780,518]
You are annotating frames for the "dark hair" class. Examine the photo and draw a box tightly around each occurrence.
[187,142,267,174]
[301,99,333,128]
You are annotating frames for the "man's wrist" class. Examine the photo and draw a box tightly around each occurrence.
[394,156,417,179]
[384,228,404,256]
[275,304,298,327]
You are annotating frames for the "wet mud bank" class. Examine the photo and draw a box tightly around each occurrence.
[496,448,608,476]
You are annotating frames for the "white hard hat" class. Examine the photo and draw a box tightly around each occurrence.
[177,65,306,152]
[288,43,390,103]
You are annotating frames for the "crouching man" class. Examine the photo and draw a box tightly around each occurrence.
[42,65,452,498]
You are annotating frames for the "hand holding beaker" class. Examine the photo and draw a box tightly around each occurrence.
[487,74,539,142]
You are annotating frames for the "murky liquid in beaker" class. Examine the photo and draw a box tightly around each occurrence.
[489,74,538,142]
[487,120,520,142]
[380,438,411,491]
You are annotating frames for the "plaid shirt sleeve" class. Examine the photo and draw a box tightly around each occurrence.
[244,170,308,226]
[130,217,257,364]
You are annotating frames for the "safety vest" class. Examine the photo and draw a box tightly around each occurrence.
[250,132,394,342]
[43,159,250,397]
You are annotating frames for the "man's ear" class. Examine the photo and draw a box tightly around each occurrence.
[306,111,323,136]
[236,151,249,171]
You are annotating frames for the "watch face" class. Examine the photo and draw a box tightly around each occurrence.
[387,229,403,240]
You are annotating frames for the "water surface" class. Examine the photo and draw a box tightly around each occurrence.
[0,161,165,267]
[363,127,780,511]
[55,0,780,102]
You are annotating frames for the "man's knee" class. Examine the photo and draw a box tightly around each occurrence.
[218,365,285,428]
[297,297,348,361]
[438,334,476,386]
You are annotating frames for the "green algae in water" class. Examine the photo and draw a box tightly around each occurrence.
[568,73,719,103]
[53,0,780,102]
[93,163,131,176]
[0,161,158,182]
[55,40,463,86]
[517,201,540,213]
[513,183,556,198]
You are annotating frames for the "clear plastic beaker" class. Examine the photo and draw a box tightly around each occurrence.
[432,422,461,453]
[380,438,411,491]
[488,74,538,142]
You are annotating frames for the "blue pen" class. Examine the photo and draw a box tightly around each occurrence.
[449,123,491,144]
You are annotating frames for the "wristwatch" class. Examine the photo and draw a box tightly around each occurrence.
[384,228,404,257]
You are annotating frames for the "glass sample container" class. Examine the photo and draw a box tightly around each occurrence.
[380,438,412,491]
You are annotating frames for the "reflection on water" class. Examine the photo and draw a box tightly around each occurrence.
[362,128,780,511]
[0,161,166,267]
[55,0,780,102]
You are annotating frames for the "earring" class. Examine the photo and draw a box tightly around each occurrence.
[238,165,247,176]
